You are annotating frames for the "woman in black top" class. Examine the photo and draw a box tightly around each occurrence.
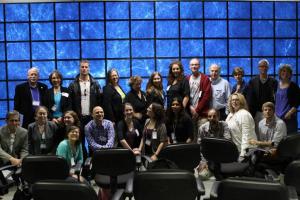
[103,69,126,124]
[43,70,71,124]
[125,76,148,124]
[166,97,193,144]
[117,103,142,151]
[166,60,190,109]
[146,72,165,106]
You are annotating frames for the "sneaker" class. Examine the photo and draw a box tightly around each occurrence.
[198,168,212,180]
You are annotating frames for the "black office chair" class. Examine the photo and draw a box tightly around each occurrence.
[201,137,252,180]
[255,134,300,175]
[32,180,97,200]
[0,164,17,195]
[21,155,70,184]
[209,177,298,200]
[92,148,136,198]
[285,160,300,197]
[159,143,201,172]
[133,169,205,200]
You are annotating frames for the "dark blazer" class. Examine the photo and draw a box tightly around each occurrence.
[286,81,300,108]
[0,126,28,163]
[246,76,278,117]
[125,90,148,123]
[43,87,72,120]
[117,118,142,148]
[27,121,57,155]
[103,84,125,123]
[14,82,48,129]
[68,74,102,117]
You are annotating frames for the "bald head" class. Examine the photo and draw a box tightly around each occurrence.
[92,106,104,123]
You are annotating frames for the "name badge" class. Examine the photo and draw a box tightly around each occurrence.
[51,105,57,111]
[171,132,176,140]
[199,91,202,98]
[71,157,75,166]
[32,100,40,106]
[62,92,69,97]
[99,136,107,143]
[152,131,157,139]
[166,85,171,91]
[40,143,46,149]
[145,139,151,146]
[135,129,139,137]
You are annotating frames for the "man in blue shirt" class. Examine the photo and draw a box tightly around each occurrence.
[85,106,115,152]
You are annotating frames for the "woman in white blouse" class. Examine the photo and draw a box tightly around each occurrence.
[226,93,257,160]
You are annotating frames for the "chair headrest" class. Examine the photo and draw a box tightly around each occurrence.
[92,148,135,176]
[22,155,69,183]
[32,180,98,200]
[201,137,239,163]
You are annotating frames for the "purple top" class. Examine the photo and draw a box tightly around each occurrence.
[85,119,115,151]
[30,87,40,109]
[275,87,290,119]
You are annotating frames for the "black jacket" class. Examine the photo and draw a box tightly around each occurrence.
[14,82,48,128]
[68,74,102,117]
[246,76,278,117]
[103,84,125,123]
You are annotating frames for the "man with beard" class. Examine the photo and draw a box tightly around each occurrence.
[196,108,231,179]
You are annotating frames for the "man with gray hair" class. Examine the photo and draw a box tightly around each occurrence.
[246,59,278,134]
[209,64,231,120]
[14,67,48,128]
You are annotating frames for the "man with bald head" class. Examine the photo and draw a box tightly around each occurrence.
[14,67,48,128]
[209,64,231,120]
[187,58,212,142]
[85,106,115,152]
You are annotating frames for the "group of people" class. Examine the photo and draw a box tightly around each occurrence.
[0,58,299,184]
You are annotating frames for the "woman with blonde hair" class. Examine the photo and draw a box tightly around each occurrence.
[226,93,257,160]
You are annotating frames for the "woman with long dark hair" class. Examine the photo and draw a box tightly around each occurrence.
[135,103,167,161]
[166,60,190,109]
[146,72,164,106]
[117,103,142,152]
[166,97,193,144]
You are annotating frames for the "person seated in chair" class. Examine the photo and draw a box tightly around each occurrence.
[28,106,57,155]
[249,102,287,157]
[85,106,115,153]
[196,108,231,179]
[56,125,85,182]
[0,111,28,167]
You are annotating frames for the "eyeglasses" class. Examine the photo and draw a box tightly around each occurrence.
[84,89,87,96]
[190,64,199,66]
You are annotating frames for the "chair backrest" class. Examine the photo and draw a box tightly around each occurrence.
[159,143,200,172]
[92,148,135,176]
[285,160,300,195]
[277,134,300,159]
[32,180,98,200]
[201,137,239,163]
[133,170,198,200]
[22,156,69,184]
[216,178,291,200]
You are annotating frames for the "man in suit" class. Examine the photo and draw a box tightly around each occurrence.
[14,67,48,129]
[0,110,28,167]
